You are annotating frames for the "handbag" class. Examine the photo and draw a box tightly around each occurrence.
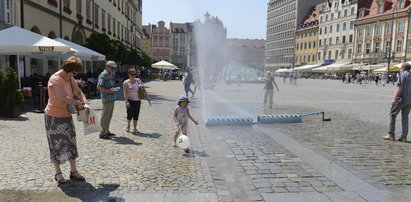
[68,79,88,122]
[138,86,146,99]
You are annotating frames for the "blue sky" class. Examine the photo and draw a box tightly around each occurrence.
[142,0,267,39]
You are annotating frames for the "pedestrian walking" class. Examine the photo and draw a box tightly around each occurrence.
[123,68,151,134]
[97,61,118,139]
[383,63,411,142]
[263,71,280,108]
[173,95,199,152]
[183,68,194,97]
[44,56,89,184]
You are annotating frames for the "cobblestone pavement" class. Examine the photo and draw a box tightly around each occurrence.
[2,79,411,201]
[0,80,216,201]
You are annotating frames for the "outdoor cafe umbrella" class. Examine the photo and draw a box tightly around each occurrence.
[0,26,70,88]
[151,60,177,69]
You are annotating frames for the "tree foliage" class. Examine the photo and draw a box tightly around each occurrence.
[0,67,23,107]
[85,32,155,68]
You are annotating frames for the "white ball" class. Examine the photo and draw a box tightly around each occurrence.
[177,135,190,150]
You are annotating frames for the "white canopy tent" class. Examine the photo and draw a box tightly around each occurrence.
[0,26,70,88]
[312,66,328,72]
[54,38,105,61]
[275,68,292,73]
[294,64,322,72]
[151,60,177,69]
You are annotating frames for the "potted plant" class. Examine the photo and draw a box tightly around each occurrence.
[0,67,24,117]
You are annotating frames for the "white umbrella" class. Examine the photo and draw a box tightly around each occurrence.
[54,38,106,61]
[0,26,70,88]
[151,60,177,69]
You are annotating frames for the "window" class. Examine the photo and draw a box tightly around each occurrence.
[367,26,372,36]
[342,35,346,43]
[304,43,307,49]
[397,40,403,52]
[324,38,327,45]
[375,41,380,53]
[113,18,116,35]
[400,0,405,8]
[351,7,355,15]
[398,21,405,32]
[357,44,362,54]
[108,14,111,32]
[94,3,99,25]
[86,0,91,20]
[348,49,352,58]
[335,50,339,59]
[344,9,347,17]
[312,55,315,62]
[318,52,322,60]
[329,37,332,45]
[330,25,333,33]
[328,50,332,59]
[343,22,347,31]
[102,9,105,28]
[76,0,81,14]
[326,14,328,21]
[387,23,392,34]
[376,25,381,35]
[320,28,322,35]
[63,0,70,8]
[336,37,340,44]
[338,11,341,18]
[337,24,340,32]
[320,16,323,23]
[350,21,354,30]
[386,40,391,53]
[366,43,370,53]
[308,55,311,62]
[408,42,411,52]
[349,35,353,43]
[319,39,322,46]
[313,41,316,48]
[358,28,363,37]
[378,4,383,13]
[331,13,334,20]
[309,42,311,49]
[325,26,328,34]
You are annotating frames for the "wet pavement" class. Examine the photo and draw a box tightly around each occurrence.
[1,79,411,201]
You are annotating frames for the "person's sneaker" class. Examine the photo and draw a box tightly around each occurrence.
[99,134,111,140]
[108,133,116,137]
[382,135,395,141]
[184,149,190,153]
[397,137,408,142]
[172,142,176,147]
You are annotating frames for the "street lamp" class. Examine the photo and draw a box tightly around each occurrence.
[387,3,398,84]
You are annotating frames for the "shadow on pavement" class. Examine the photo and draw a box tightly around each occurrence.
[181,149,209,158]
[0,116,29,121]
[110,136,142,145]
[149,94,176,102]
[58,181,122,201]
[138,132,162,138]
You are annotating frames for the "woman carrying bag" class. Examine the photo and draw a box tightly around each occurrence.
[44,56,90,184]
[123,68,151,134]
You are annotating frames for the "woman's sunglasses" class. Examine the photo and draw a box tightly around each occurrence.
[129,72,137,76]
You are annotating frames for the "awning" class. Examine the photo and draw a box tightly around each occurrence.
[275,68,292,73]
[326,63,350,71]
[373,66,401,72]
[294,64,322,72]
[354,63,387,71]
[394,62,411,68]
[312,66,328,72]
[55,38,106,61]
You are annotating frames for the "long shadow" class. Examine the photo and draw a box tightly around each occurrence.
[58,181,122,201]
[181,149,210,158]
[149,94,176,102]
[138,132,162,138]
[0,116,29,121]
[110,136,142,145]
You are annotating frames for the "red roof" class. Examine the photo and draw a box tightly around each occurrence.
[297,2,327,31]
[357,0,411,21]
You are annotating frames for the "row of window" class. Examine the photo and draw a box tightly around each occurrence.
[267,21,295,35]
[358,22,405,38]
[266,56,293,64]
[296,41,316,50]
[297,55,316,63]
[318,49,353,61]
[318,35,354,46]
[320,21,354,35]
[357,40,404,55]
[268,0,295,17]
[266,39,294,49]
[266,48,294,58]
[296,31,317,38]
[267,30,294,41]
[268,12,296,27]
[320,6,355,23]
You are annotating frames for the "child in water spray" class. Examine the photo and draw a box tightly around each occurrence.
[173,95,199,152]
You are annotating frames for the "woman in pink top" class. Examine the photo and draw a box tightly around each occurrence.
[44,56,90,184]
[123,68,151,134]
